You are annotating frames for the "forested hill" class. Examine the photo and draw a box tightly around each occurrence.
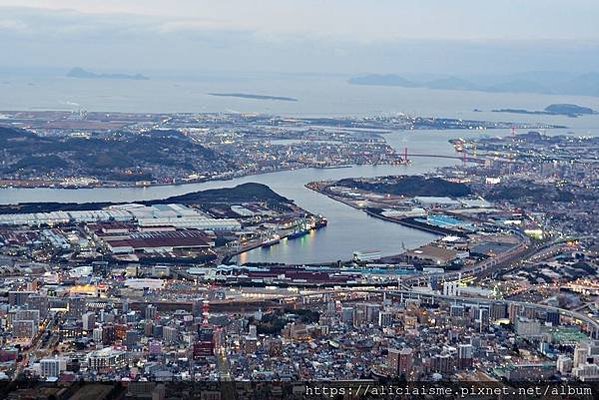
[335,176,472,197]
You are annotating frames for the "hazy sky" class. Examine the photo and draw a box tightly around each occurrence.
[1,0,599,76]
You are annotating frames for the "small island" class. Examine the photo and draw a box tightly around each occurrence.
[67,67,149,80]
[492,103,596,118]
[208,92,298,102]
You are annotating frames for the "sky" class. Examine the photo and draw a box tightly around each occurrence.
[1,0,599,76]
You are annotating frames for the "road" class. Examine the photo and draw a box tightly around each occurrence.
[217,352,236,400]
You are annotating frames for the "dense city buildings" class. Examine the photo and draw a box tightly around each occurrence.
[0,111,597,393]
[0,112,557,189]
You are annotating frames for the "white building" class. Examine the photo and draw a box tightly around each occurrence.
[574,343,590,368]
[40,358,66,378]
[0,203,240,231]
[572,363,599,382]
[87,347,127,370]
[82,312,96,331]
[556,355,573,374]
[93,327,103,343]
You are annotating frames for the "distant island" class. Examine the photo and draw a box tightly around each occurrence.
[208,92,298,102]
[349,74,419,88]
[492,104,596,118]
[348,73,599,97]
[67,67,149,80]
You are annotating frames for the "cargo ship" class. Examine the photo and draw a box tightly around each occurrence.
[312,216,328,229]
[261,235,281,248]
[286,215,328,241]
[287,228,310,240]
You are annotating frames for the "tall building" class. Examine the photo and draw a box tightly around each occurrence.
[573,364,599,382]
[26,295,49,319]
[387,347,413,377]
[433,353,453,374]
[479,308,489,333]
[508,303,521,324]
[546,311,560,326]
[122,299,130,313]
[458,344,473,369]
[102,324,116,345]
[153,324,164,339]
[68,296,87,320]
[82,312,96,331]
[248,324,257,339]
[354,303,381,324]
[341,307,354,324]
[490,303,507,321]
[8,291,35,306]
[87,348,127,371]
[573,343,590,368]
[442,281,460,296]
[325,301,336,316]
[40,358,66,378]
[378,311,393,328]
[13,320,38,338]
[145,304,157,320]
[144,320,154,337]
[450,305,465,318]
[124,330,139,348]
[194,325,215,359]
[93,327,103,343]
[14,309,40,325]
[148,341,162,356]
[163,326,178,344]
[556,355,573,374]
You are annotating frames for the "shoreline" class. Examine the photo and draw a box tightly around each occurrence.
[0,164,367,191]
[305,182,452,237]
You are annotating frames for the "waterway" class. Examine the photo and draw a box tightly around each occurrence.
[2,74,598,263]
[0,128,538,264]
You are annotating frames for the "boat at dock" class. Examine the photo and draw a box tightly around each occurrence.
[287,228,310,240]
[261,235,281,248]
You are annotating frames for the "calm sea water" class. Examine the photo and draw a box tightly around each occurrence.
[2,74,599,128]
[1,75,598,263]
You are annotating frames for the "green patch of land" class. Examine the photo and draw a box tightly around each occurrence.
[486,183,577,203]
[335,175,472,197]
